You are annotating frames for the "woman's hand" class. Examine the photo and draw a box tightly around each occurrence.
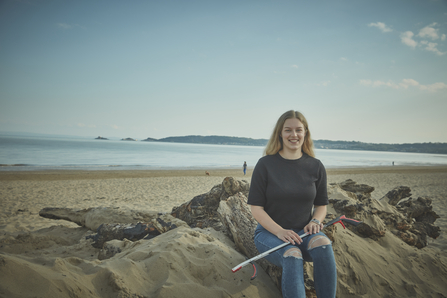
[276,229,302,245]
[304,221,324,235]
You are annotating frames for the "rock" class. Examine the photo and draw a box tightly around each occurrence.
[395,197,441,247]
[354,214,387,240]
[86,218,180,249]
[380,186,412,205]
[39,207,92,227]
[221,177,250,199]
[337,179,375,197]
[329,180,440,248]
[39,207,189,232]
[328,186,363,218]
[171,184,224,231]
[170,177,249,233]
[98,239,133,260]
[397,197,440,224]
[215,181,284,293]
[217,192,257,257]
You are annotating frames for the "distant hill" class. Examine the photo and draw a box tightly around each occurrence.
[140,135,447,155]
[158,135,267,146]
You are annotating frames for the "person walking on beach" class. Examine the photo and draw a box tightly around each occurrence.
[248,110,336,298]
[243,161,247,175]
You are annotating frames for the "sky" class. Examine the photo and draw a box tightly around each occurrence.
[1,0,446,144]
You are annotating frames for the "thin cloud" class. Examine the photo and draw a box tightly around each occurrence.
[57,23,86,29]
[316,81,331,87]
[417,23,440,40]
[57,23,73,29]
[371,22,446,56]
[400,31,417,48]
[368,22,392,33]
[291,65,299,69]
[360,79,447,92]
[399,23,446,55]
[421,41,445,56]
[76,123,97,128]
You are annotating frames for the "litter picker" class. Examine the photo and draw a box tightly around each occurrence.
[231,215,362,275]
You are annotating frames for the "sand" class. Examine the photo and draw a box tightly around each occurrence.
[1,166,446,297]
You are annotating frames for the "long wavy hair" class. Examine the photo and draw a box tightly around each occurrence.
[264,110,315,157]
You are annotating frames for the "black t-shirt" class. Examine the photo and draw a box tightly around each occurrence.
[247,152,328,230]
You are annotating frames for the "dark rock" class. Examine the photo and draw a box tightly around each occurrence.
[380,186,412,205]
[338,179,375,196]
[397,197,440,224]
[86,219,179,249]
[170,177,249,232]
[330,180,440,249]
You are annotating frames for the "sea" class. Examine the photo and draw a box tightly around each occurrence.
[1,133,447,171]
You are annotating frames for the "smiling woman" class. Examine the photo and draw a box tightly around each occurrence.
[248,110,336,298]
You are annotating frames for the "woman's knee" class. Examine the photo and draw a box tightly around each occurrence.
[308,235,331,250]
[283,247,303,259]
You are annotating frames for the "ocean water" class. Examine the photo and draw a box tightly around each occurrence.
[1,134,447,171]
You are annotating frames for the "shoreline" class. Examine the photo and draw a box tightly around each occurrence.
[1,164,447,181]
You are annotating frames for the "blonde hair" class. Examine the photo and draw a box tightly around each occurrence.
[264,110,315,157]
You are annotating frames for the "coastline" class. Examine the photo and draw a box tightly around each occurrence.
[2,164,447,181]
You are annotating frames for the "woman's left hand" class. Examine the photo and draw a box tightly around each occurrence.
[304,222,324,235]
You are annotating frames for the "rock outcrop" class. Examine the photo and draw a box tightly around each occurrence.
[170,177,250,233]
[38,177,442,297]
[329,180,440,248]
[39,207,187,250]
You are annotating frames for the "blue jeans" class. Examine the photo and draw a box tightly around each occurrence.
[254,224,337,298]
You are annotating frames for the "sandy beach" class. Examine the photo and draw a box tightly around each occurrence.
[1,165,446,297]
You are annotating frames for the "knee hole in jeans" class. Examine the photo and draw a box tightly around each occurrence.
[308,236,331,250]
[283,247,302,259]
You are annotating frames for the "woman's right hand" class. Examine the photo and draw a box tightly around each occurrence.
[276,229,302,245]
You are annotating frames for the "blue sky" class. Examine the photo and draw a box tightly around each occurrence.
[1,0,446,144]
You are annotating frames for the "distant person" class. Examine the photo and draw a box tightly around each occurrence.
[248,110,336,297]
[243,161,247,175]
[392,161,394,166]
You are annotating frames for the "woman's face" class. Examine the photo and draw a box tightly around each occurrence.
[280,118,306,152]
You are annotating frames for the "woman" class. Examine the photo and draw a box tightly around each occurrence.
[248,110,336,298]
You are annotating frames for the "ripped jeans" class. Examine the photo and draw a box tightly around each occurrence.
[254,224,337,298]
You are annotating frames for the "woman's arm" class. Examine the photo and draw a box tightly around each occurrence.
[250,205,303,245]
[303,205,327,234]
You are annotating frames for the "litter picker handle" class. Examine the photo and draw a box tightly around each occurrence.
[232,229,311,272]
[231,241,291,273]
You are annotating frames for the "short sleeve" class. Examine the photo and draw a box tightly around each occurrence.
[313,161,329,206]
[247,159,268,207]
